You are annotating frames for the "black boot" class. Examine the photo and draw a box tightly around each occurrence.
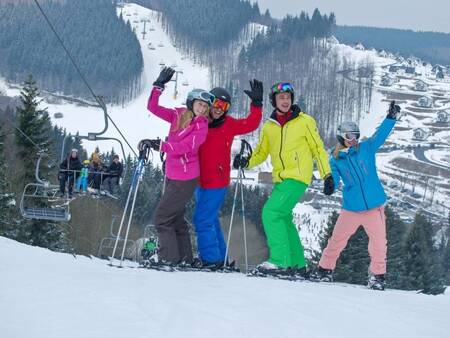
[368,273,385,291]
[311,266,333,282]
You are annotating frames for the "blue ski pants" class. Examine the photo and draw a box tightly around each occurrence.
[193,187,228,263]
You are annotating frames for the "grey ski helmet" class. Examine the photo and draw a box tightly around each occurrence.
[337,121,360,146]
[186,89,214,111]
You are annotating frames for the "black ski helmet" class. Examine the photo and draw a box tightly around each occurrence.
[337,121,360,146]
[269,82,295,108]
[210,87,231,112]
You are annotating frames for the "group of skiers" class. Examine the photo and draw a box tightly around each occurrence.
[59,150,123,198]
[141,67,401,290]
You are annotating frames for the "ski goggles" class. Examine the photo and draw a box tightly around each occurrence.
[198,91,215,105]
[342,132,360,141]
[212,97,231,112]
[272,82,294,94]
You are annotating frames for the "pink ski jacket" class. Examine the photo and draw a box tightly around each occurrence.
[147,86,208,181]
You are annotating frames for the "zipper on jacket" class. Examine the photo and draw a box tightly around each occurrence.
[348,157,369,210]
[278,125,286,181]
[295,151,301,175]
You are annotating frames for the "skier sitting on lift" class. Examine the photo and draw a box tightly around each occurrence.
[58,148,82,198]
[102,154,123,195]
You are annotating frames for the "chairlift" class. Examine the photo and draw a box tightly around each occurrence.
[170,63,177,68]
[149,26,155,31]
[54,112,64,119]
[98,215,138,261]
[158,60,165,67]
[182,80,189,86]
[157,42,164,47]
[60,97,128,190]
[20,152,71,222]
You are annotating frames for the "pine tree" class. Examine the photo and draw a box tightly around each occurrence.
[403,213,446,295]
[14,75,71,252]
[0,123,16,236]
[385,206,408,289]
[15,75,52,183]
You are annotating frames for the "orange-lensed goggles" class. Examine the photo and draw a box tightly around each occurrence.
[212,98,231,112]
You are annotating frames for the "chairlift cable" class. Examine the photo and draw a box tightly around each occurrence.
[33,0,138,158]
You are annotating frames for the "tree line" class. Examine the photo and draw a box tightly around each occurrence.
[0,0,143,104]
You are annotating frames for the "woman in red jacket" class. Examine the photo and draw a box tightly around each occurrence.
[193,80,263,268]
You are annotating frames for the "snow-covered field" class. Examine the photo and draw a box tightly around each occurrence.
[1,236,449,338]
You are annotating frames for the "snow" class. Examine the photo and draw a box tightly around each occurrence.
[1,236,449,338]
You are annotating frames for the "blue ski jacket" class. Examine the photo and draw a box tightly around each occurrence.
[330,118,396,212]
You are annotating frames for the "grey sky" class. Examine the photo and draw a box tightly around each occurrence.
[254,0,450,33]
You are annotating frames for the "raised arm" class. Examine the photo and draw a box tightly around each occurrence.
[147,86,178,123]
[229,104,263,136]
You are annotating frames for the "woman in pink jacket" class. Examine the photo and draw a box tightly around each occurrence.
[144,67,212,265]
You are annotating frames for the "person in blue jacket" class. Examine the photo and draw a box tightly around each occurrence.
[317,100,401,291]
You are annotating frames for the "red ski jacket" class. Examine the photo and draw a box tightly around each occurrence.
[198,104,262,188]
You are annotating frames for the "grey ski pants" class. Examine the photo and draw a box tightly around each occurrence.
[153,177,197,264]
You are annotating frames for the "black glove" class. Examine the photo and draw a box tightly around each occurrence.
[323,175,335,196]
[138,138,161,152]
[233,154,249,170]
[387,100,401,120]
[244,79,263,107]
[153,67,175,88]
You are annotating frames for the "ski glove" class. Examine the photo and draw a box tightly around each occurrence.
[153,67,175,89]
[138,138,161,152]
[244,79,264,107]
[387,100,401,120]
[323,175,335,196]
[233,154,249,170]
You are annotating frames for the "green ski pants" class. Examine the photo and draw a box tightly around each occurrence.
[262,179,308,269]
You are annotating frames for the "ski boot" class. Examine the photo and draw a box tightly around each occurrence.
[310,266,333,282]
[367,273,385,291]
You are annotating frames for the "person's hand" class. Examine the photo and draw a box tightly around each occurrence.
[244,79,263,107]
[387,100,401,120]
[138,138,161,152]
[233,154,249,169]
[323,175,335,196]
[153,67,175,89]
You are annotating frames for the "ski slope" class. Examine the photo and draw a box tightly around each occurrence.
[0,236,449,338]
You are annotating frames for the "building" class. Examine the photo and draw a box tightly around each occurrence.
[437,110,450,123]
[418,96,433,108]
[412,128,428,141]
[414,80,428,92]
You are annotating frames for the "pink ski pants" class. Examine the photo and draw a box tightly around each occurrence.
[319,206,387,275]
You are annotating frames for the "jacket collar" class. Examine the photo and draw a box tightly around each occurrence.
[269,104,301,125]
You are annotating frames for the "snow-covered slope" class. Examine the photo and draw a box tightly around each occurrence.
[1,236,449,338]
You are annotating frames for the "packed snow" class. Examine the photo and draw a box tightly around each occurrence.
[1,236,449,338]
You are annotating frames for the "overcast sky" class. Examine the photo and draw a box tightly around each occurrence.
[254,0,450,33]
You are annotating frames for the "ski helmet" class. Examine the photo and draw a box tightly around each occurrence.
[186,89,214,111]
[269,82,294,108]
[210,87,231,113]
[337,121,360,146]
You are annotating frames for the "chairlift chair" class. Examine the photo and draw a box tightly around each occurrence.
[20,152,71,222]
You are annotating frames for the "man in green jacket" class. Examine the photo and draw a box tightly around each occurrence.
[234,82,334,274]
